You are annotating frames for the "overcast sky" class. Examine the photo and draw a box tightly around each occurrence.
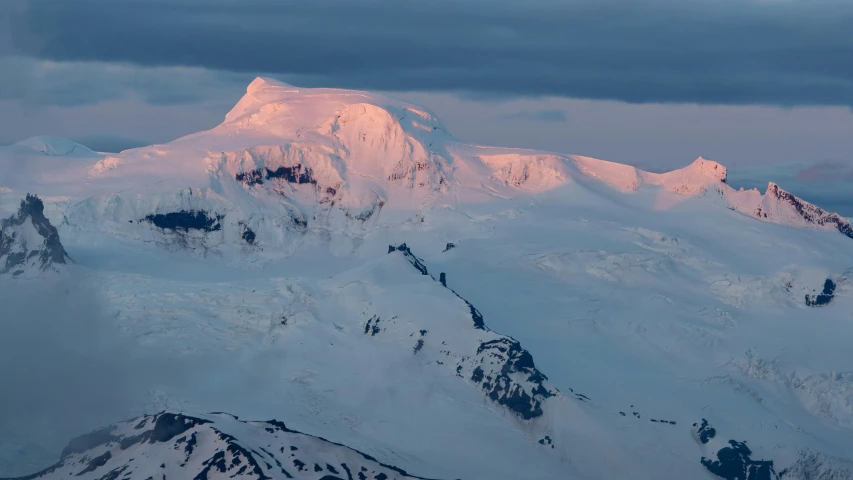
[1,0,852,213]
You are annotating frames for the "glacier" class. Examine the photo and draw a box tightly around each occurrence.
[0,77,852,480]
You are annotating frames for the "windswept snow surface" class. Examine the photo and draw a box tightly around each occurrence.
[2,78,853,479]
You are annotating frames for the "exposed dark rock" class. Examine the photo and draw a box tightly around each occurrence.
[440,272,446,287]
[292,213,308,228]
[1,194,70,275]
[143,210,223,232]
[364,315,381,336]
[764,183,853,240]
[267,165,315,184]
[649,418,676,425]
[236,165,316,186]
[61,427,119,458]
[152,414,210,443]
[2,411,444,479]
[388,243,429,275]
[388,243,486,329]
[235,169,264,186]
[75,450,111,475]
[119,413,212,450]
[442,242,455,252]
[386,242,557,419]
[805,279,836,307]
[92,465,127,480]
[194,450,227,480]
[460,298,486,330]
[345,203,382,222]
[241,226,256,245]
[184,432,198,460]
[695,419,717,444]
[472,338,556,419]
[701,440,777,480]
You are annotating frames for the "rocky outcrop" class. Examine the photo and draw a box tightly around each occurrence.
[236,164,316,187]
[805,279,836,307]
[757,183,853,240]
[0,194,69,277]
[388,243,558,420]
[471,338,555,419]
[694,420,778,480]
[143,210,224,233]
[1,412,442,480]
[701,440,777,480]
[694,419,717,444]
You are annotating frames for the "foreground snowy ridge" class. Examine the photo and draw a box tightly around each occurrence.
[1,412,444,480]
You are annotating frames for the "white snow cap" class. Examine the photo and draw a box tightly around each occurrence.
[686,156,727,182]
[12,136,99,158]
[246,76,296,93]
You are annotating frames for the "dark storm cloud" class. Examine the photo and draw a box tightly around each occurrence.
[502,109,568,122]
[0,56,251,108]
[6,0,853,106]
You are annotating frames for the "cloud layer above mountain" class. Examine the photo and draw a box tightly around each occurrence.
[5,0,853,107]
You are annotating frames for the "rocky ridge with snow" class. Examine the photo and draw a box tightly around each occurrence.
[0,194,69,277]
[0,412,441,480]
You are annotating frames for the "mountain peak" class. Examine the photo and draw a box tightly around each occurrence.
[756,181,853,239]
[766,181,782,195]
[13,411,439,480]
[246,76,294,94]
[0,193,70,277]
[687,156,727,183]
[12,136,99,157]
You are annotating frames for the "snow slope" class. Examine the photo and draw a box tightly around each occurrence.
[2,77,853,480]
[3,412,439,480]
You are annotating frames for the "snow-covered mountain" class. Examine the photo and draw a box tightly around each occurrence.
[2,412,440,480]
[2,77,853,480]
[0,194,69,277]
[2,77,847,261]
[11,136,100,158]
